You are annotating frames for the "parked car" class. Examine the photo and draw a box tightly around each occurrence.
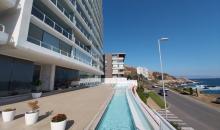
[215,97,220,104]
[152,85,159,88]
[159,89,168,96]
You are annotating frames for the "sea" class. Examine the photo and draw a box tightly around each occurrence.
[191,78,220,87]
[190,78,220,94]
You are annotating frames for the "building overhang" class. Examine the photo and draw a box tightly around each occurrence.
[0,41,104,75]
[0,0,17,12]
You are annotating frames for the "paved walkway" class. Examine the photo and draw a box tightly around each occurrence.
[0,84,113,130]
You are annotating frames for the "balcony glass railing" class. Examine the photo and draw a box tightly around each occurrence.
[76,2,92,30]
[50,0,75,23]
[76,20,91,41]
[75,40,91,54]
[28,36,71,57]
[28,36,95,67]
[69,0,76,6]
[32,6,72,40]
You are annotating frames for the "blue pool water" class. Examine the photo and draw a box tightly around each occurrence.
[96,87,135,130]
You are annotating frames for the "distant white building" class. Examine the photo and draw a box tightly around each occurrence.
[137,67,149,79]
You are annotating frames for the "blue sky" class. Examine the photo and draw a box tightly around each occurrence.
[103,0,220,78]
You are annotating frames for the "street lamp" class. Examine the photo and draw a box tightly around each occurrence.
[158,37,168,119]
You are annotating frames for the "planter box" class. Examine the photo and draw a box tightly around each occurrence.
[51,120,67,130]
[25,110,39,125]
[32,92,42,99]
[2,110,16,122]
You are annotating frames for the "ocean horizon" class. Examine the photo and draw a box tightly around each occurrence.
[190,78,220,86]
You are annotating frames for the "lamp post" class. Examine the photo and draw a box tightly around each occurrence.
[158,37,168,119]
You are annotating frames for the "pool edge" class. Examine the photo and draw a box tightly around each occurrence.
[84,88,115,130]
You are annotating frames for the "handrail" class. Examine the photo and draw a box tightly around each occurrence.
[28,36,71,57]
[28,36,95,66]
[133,86,176,130]
[154,110,176,130]
[32,6,72,40]
[50,0,75,22]
[69,0,76,6]
[132,87,160,125]
[0,24,5,32]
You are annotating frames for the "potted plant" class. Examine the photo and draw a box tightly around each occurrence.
[25,101,39,125]
[51,114,67,130]
[2,108,16,122]
[31,80,42,99]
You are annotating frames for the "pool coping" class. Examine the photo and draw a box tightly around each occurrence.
[84,87,115,130]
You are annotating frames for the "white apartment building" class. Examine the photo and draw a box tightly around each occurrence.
[0,0,104,97]
[137,67,149,79]
[104,53,126,78]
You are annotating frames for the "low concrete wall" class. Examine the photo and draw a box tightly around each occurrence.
[103,78,137,86]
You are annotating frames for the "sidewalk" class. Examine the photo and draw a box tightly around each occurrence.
[0,84,113,130]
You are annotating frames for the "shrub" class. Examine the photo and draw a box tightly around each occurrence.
[51,114,67,122]
[189,88,193,95]
[32,80,42,86]
[28,101,39,112]
[3,108,16,112]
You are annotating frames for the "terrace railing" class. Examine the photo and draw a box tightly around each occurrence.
[28,36,71,57]
[32,6,72,40]
[28,36,94,67]
[50,0,75,23]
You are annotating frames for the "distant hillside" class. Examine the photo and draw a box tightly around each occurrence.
[124,65,191,83]
[124,65,138,80]
[149,72,177,80]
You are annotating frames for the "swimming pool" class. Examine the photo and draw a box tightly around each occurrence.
[96,86,135,130]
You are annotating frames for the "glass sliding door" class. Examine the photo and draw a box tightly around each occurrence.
[0,55,34,97]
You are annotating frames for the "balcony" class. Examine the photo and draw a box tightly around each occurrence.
[75,40,91,54]
[31,6,73,40]
[68,0,76,6]
[50,0,75,23]
[28,36,71,57]
[0,0,17,12]
[0,24,9,45]
[27,36,95,68]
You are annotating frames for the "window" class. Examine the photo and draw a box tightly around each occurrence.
[0,55,34,97]
[43,32,59,49]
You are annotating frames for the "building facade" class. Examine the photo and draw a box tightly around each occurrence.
[0,0,104,97]
[104,53,126,78]
[137,67,149,79]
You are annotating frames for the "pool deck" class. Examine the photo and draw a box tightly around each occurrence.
[0,84,113,130]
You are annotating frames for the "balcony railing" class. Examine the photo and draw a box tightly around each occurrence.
[28,36,95,68]
[32,6,72,40]
[28,36,71,57]
[50,0,75,23]
[69,0,76,6]
[75,40,91,54]
[76,3,91,30]
[0,24,5,32]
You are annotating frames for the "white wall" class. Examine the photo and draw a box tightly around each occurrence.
[137,67,149,78]
[104,78,137,86]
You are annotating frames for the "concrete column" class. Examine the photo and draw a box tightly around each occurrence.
[40,64,56,91]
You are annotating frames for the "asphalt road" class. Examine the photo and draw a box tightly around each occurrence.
[153,87,220,130]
